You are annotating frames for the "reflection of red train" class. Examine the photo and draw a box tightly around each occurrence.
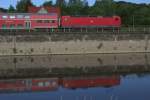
[0,76,120,93]
[0,6,121,30]
[60,76,120,89]
[0,78,58,93]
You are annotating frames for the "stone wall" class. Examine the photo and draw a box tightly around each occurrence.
[0,33,149,55]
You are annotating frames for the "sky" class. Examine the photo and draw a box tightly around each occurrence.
[0,0,150,9]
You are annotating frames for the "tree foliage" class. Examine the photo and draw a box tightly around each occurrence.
[16,0,34,12]
[8,5,15,13]
[0,8,7,13]
[43,0,53,7]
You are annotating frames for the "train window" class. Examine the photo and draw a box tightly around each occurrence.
[37,20,42,23]
[38,82,44,87]
[2,24,7,28]
[17,15,24,19]
[24,16,30,19]
[52,20,55,23]
[10,24,15,28]
[17,24,23,28]
[44,20,50,23]
[10,15,15,19]
[2,15,8,19]
[45,82,50,86]
[50,20,55,23]
[49,20,52,23]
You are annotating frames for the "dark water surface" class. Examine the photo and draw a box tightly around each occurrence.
[0,53,150,100]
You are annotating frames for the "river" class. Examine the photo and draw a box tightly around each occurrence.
[0,53,149,100]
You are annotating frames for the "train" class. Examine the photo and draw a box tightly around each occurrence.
[0,76,120,93]
[0,6,121,30]
[60,76,120,89]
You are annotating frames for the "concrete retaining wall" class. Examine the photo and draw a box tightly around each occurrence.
[0,33,149,55]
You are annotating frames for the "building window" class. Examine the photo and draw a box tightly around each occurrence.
[17,15,24,19]
[10,16,15,19]
[10,24,15,28]
[2,24,7,28]
[2,15,8,19]
[24,16,30,19]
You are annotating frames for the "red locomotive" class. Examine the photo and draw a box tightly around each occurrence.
[0,6,121,30]
[60,76,120,89]
[0,76,120,93]
[61,16,121,28]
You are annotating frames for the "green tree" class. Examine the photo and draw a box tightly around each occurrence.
[16,0,34,13]
[55,0,67,15]
[67,0,84,15]
[93,0,115,16]
[134,6,150,25]
[8,5,15,13]
[56,0,66,6]
[81,0,89,15]
[43,0,53,6]
[0,8,7,13]
[83,0,89,6]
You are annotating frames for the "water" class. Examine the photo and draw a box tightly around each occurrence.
[0,53,150,100]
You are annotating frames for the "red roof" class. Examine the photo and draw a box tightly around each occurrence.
[28,6,61,15]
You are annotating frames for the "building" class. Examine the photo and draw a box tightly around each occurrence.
[28,6,61,16]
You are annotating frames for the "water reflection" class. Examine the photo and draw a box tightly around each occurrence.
[0,74,150,100]
[0,53,149,78]
[0,76,120,93]
[0,53,150,100]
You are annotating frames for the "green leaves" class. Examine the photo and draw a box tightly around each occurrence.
[8,5,15,13]
[16,0,34,13]
[43,1,53,7]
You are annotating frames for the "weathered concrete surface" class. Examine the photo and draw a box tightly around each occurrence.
[0,53,149,69]
[0,53,150,78]
[0,33,149,55]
